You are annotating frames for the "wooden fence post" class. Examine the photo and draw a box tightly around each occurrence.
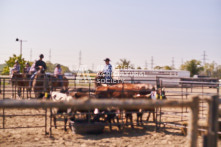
[204,95,219,147]
[188,96,199,147]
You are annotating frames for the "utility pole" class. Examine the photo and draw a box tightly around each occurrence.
[202,50,207,66]
[172,57,175,69]
[49,49,51,62]
[79,50,82,68]
[145,60,148,69]
[30,49,32,62]
[16,38,27,57]
[151,56,154,70]
[92,63,94,71]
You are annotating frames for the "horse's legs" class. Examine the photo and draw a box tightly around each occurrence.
[12,84,14,99]
[22,87,25,99]
[17,87,21,98]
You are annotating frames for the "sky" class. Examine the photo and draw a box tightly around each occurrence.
[0,0,221,70]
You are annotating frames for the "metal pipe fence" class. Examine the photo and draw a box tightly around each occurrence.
[0,76,220,147]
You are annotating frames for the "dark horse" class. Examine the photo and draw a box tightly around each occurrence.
[32,69,50,98]
[47,75,69,91]
[11,73,32,99]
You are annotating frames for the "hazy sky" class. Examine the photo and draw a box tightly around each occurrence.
[0,0,220,70]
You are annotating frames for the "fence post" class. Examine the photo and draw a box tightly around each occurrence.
[188,96,199,147]
[3,78,5,129]
[204,95,219,147]
[0,77,1,95]
[45,108,48,135]
[89,81,91,98]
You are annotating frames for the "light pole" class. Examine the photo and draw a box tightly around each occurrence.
[16,38,27,57]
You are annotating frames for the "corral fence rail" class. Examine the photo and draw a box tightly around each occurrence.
[0,96,220,147]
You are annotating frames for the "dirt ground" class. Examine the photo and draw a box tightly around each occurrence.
[0,108,220,147]
[0,86,220,146]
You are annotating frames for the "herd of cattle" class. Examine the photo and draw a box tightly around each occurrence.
[50,83,166,132]
[9,72,167,133]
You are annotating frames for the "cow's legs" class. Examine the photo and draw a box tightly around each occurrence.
[17,87,21,98]
[152,110,156,122]
[64,116,68,131]
[130,114,134,128]
[116,117,121,131]
[53,116,57,129]
[146,111,151,122]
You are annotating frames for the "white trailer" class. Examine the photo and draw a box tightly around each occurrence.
[113,69,190,86]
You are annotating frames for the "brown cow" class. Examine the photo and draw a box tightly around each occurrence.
[95,83,154,127]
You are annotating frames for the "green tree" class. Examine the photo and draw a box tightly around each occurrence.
[163,66,172,70]
[2,54,27,75]
[46,61,70,73]
[154,66,162,70]
[116,59,134,69]
[203,61,221,78]
[204,62,216,77]
[137,66,142,69]
[180,59,203,77]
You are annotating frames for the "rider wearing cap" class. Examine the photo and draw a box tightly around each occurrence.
[29,54,47,86]
[24,62,31,73]
[103,58,112,83]
[11,60,20,74]
[35,54,47,71]
[54,64,63,86]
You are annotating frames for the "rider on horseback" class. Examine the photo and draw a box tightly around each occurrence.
[11,60,20,74]
[102,58,112,84]
[54,64,63,86]
[29,54,47,86]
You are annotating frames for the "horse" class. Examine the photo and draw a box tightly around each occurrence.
[47,75,69,91]
[11,73,32,99]
[32,69,50,98]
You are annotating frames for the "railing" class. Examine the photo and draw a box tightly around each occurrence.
[0,96,217,147]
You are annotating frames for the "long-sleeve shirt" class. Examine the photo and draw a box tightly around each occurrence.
[35,60,47,71]
[103,64,112,79]
[54,67,62,76]
[12,64,20,72]
[29,62,36,73]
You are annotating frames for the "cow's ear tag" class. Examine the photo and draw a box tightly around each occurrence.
[45,92,48,98]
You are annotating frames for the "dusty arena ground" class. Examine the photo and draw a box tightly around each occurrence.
[0,108,202,147]
[0,87,220,146]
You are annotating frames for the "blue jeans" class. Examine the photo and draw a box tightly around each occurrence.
[29,71,37,86]
[58,75,63,86]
